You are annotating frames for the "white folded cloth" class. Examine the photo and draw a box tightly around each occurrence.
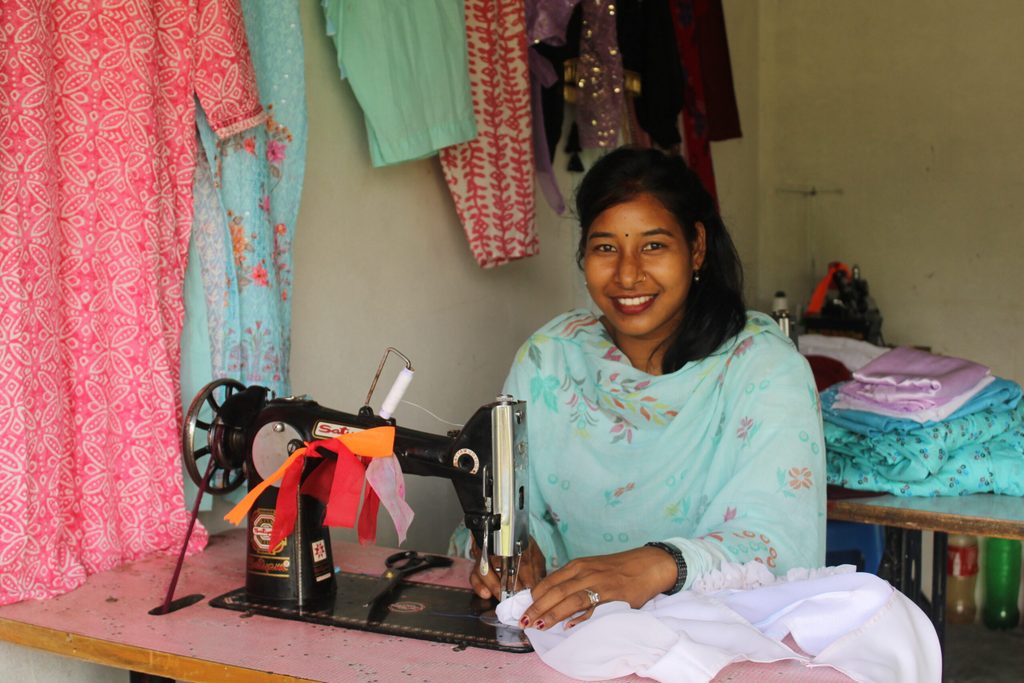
[797,334,888,371]
[496,563,941,683]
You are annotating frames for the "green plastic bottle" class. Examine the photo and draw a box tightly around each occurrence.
[981,537,1021,630]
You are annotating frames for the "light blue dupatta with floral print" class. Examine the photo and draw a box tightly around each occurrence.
[502,309,826,588]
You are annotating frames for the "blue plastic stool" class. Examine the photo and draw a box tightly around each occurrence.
[825,520,884,574]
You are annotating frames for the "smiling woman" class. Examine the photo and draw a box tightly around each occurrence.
[464,147,826,633]
[582,194,703,373]
[575,147,747,374]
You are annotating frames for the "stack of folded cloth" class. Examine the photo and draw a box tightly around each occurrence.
[820,346,1024,496]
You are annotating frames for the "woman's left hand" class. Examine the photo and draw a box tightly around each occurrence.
[518,546,678,630]
[469,536,546,600]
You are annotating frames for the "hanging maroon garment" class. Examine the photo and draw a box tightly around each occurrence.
[694,0,742,142]
[670,0,718,200]
[669,0,743,201]
[0,0,262,605]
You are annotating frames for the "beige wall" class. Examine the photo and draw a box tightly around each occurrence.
[714,0,762,308]
[753,0,1024,380]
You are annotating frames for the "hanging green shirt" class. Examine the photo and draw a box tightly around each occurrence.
[322,0,477,167]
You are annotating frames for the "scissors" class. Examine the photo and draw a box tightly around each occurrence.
[363,551,453,610]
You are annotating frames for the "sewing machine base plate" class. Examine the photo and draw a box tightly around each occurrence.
[209,571,532,653]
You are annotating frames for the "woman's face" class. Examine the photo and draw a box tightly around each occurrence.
[583,193,705,356]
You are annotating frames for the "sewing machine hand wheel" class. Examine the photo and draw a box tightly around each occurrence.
[182,378,248,494]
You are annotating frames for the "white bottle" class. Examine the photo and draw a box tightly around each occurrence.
[771,290,791,339]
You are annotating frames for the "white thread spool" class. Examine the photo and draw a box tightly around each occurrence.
[772,290,789,314]
[379,367,415,419]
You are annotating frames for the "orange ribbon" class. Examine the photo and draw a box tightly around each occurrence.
[223,426,396,529]
[806,262,851,315]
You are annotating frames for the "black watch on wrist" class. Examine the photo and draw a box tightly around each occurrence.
[645,541,687,595]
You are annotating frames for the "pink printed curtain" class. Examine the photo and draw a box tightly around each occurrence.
[0,0,263,605]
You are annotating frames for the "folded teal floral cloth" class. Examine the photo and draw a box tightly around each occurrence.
[825,381,1024,496]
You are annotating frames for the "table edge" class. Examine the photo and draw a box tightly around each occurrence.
[827,499,1024,539]
[0,616,317,683]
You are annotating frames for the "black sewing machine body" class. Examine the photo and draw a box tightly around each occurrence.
[184,381,529,611]
[802,263,884,345]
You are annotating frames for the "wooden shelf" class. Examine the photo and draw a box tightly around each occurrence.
[829,494,1024,540]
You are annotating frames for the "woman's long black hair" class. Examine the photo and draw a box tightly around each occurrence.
[575,147,746,374]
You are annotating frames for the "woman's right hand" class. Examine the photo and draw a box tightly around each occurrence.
[469,536,546,600]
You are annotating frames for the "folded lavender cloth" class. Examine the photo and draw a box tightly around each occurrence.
[835,375,995,422]
[836,347,992,418]
[848,346,990,397]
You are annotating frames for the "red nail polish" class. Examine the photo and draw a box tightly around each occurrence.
[519,616,529,627]
[536,620,545,630]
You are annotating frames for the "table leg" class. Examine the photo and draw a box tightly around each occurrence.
[931,531,947,649]
[129,672,174,683]
[886,526,922,596]
[878,525,899,585]
[880,526,946,651]
[899,528,914,593]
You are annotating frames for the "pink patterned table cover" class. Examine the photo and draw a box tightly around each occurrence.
[0,531,853,682]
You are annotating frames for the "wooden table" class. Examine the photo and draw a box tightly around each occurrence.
[828,493,1024,540]
[828,492,1024,647]
[0,530,853,683]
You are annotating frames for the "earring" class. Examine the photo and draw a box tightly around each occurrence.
[694,270,702,283]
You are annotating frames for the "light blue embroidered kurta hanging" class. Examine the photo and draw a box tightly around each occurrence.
[182,0,307,507]
[187,0,306,397]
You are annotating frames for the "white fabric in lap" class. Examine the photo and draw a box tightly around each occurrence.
[719,572,891,653]
[497,564,941,683]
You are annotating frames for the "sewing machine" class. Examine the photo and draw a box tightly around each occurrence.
[180,362,530,651]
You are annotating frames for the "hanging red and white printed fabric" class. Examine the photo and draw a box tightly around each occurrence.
[440,0,538,268]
